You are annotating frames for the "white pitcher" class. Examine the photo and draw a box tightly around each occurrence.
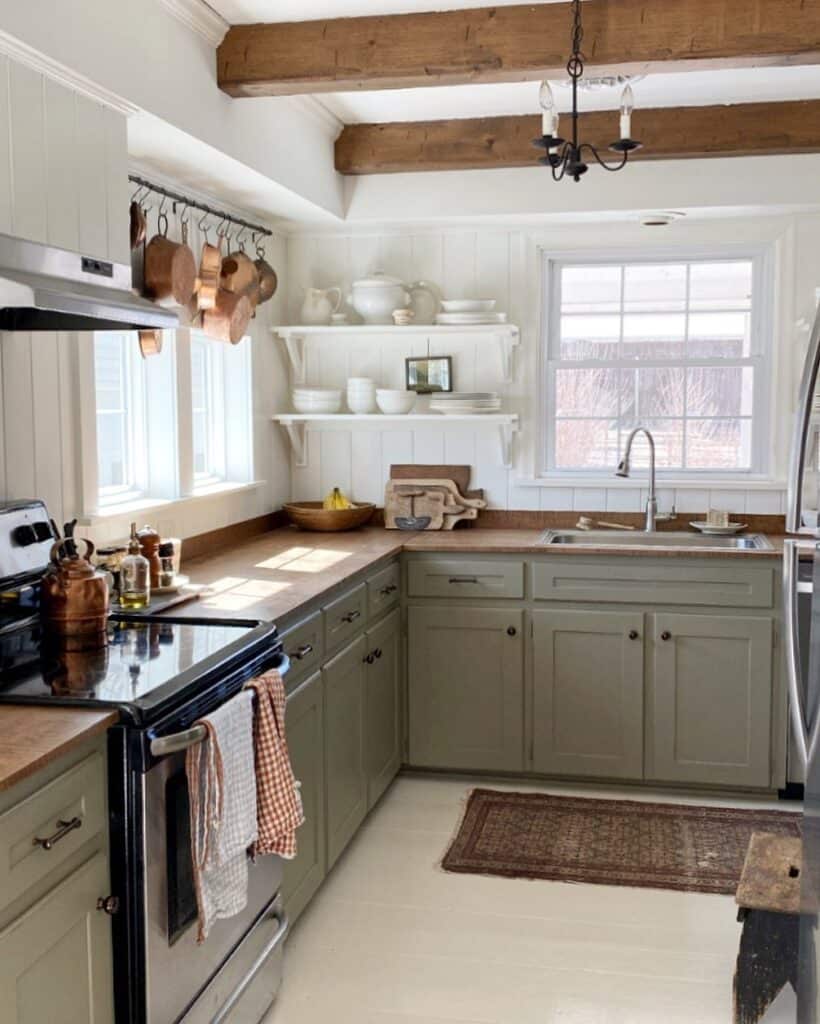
[300,286,342,325]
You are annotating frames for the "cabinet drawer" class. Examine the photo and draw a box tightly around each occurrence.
[0,752,106,915]
[532,560,774,608]
[367,562,400,619]
[281,612,324,689]
[407,559,524,600]
[324,583,368,653]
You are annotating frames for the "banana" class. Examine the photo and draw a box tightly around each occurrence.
[323,487,353,510]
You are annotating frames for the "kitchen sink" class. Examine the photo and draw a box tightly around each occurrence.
[539,530,773,551]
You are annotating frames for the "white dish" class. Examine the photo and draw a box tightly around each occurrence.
[433,407,502,416]
[376,389,417,415]
[688,521,748,535]
[440,299,496,313]
[432,392,498,400]
[435,312,508,325]
[292,387,342,413]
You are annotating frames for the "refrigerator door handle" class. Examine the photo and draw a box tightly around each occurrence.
[784,541,812,768]
[787,303,820,534]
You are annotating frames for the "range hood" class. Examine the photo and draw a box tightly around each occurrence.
[0,231,177,332]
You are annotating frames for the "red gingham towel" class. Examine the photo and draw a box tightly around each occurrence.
[245,669,304,858]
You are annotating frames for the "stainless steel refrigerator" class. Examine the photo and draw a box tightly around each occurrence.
[785,302,820,1021]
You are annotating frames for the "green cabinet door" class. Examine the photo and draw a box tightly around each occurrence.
[365,609,402,810]
[408,606,524,771]
[282,670,325,923]
[323,634,367,870]
[0,852,114,1024]
[649,613,773,788]
[532,609,645,780]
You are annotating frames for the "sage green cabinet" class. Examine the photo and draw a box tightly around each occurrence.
[323,635,367,869]
[408,606,524,771]
[282,671,325,922]
[364,609,402,810]
[532,609,645,780]
[0,851,114,1024]
[648,613,774,788]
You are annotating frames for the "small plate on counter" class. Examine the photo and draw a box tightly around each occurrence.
[689,521,748,536]
[152,574,191,595]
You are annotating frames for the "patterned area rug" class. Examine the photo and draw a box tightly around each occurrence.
[442,789,801,895]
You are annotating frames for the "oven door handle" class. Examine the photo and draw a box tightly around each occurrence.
[148,654,290,758]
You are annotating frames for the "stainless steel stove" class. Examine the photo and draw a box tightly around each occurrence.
[0,500,290,1023]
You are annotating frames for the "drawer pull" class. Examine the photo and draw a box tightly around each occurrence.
[288,643,314,661]
[449,576,480,585]
[374,648,382,659]
[379,584,398,596]
[341,610,361,624]
[628,630,640,641]
[96,895,120,916]
[507,627,517,637]
[364,653,375,665]
[660,631,672,642]
[33,816,82,851]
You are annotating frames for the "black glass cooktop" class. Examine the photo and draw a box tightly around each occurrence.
[0,616,274,723]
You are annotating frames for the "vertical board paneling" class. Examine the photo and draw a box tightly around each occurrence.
[351,431,382,504]
[30,333,65,522]
[57,333,79,522]
[0,57,12,235]
[319,430,352,498]
[380,431,413,485]
[104,108,130,264]
[44,81,79,252]
[9,63,47,243]
[442,232,477,299]
[75,96,109,258]
[1,334,36,497]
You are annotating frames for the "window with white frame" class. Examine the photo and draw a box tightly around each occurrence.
[91,328,253,512]
[94,332,147,505]
[542,253,771,477]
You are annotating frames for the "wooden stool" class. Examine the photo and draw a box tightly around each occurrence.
[733,832,802,1024]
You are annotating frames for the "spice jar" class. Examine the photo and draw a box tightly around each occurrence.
[137,524,162,589]
[158,541,176,589]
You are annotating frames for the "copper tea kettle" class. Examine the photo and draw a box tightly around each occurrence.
[40,534,110,646]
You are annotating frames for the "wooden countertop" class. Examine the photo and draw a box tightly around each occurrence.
[0,706,118,793]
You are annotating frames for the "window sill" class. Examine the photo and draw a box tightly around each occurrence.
[80,481,265,525]
[516,476,787,492]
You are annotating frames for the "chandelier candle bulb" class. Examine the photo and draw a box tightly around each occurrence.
[539,80,557,137]
[620,84,635,140]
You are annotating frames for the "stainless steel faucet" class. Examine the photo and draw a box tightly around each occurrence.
[615,427,659,532]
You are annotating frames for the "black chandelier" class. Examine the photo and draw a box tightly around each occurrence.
[533,0,642,182]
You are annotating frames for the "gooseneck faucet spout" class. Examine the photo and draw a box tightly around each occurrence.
[615,427,657,532]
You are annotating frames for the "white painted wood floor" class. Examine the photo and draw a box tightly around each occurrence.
[265,775,799,1024]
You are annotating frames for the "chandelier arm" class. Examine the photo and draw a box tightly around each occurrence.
[579,143,630,173]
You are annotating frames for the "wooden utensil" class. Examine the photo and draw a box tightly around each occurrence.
[143,214,197,307]
[202,288,253,345]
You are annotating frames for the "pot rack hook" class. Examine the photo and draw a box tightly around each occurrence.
[236,224,247,252]
[157,195,169,236]
[130,182,148,204]
[253,230,266,258]
[198,210,212,243]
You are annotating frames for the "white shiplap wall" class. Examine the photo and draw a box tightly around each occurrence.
[285,217,817,515]
[0,55,291,540]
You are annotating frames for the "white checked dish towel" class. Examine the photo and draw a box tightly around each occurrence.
[186,689,258,943]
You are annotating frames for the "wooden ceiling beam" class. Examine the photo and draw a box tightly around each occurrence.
[334,100,820,174]
[217,0,820,98]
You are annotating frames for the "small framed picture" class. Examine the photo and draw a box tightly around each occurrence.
[405,355,453,394]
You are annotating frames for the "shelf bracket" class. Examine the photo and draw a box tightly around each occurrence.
[497,328,520,384]
[280,421,307,467]
[498,419,519,470]
[281,333,306,384]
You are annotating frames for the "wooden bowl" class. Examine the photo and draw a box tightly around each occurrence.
[283,501,376,532]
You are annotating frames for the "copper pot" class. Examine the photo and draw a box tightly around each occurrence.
[144,214,197,307]
[40,538,110,645]
[202,288,253,344]
[220,250,259,297]
[197,239,222,311]
[254,255,278,305]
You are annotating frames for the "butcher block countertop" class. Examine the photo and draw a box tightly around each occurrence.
[0,706,118,792]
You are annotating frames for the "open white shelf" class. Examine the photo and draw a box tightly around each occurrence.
[272,323,521,383]
[272,413,519,469]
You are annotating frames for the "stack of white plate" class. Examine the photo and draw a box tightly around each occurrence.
[429,392,501,415]
[292,386,342,414]
[435,299,507,326]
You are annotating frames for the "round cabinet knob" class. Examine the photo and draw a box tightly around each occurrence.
[628,630,639,641]
[660,631,672,642]
[507,626,517,637]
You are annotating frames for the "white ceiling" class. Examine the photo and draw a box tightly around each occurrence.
[207,0,564,23]
[316,65,820,123]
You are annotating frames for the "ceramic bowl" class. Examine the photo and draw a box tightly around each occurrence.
[440,298,496,313]
[376,389,417,415]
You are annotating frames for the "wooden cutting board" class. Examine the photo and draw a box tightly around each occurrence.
[393,479,487,509]
[390,464,471,494]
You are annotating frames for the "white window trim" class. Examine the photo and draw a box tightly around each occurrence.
[78,328,256,520]
[536,243,776,485]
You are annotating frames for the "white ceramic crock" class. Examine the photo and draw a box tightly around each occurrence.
[347,272,409,324]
